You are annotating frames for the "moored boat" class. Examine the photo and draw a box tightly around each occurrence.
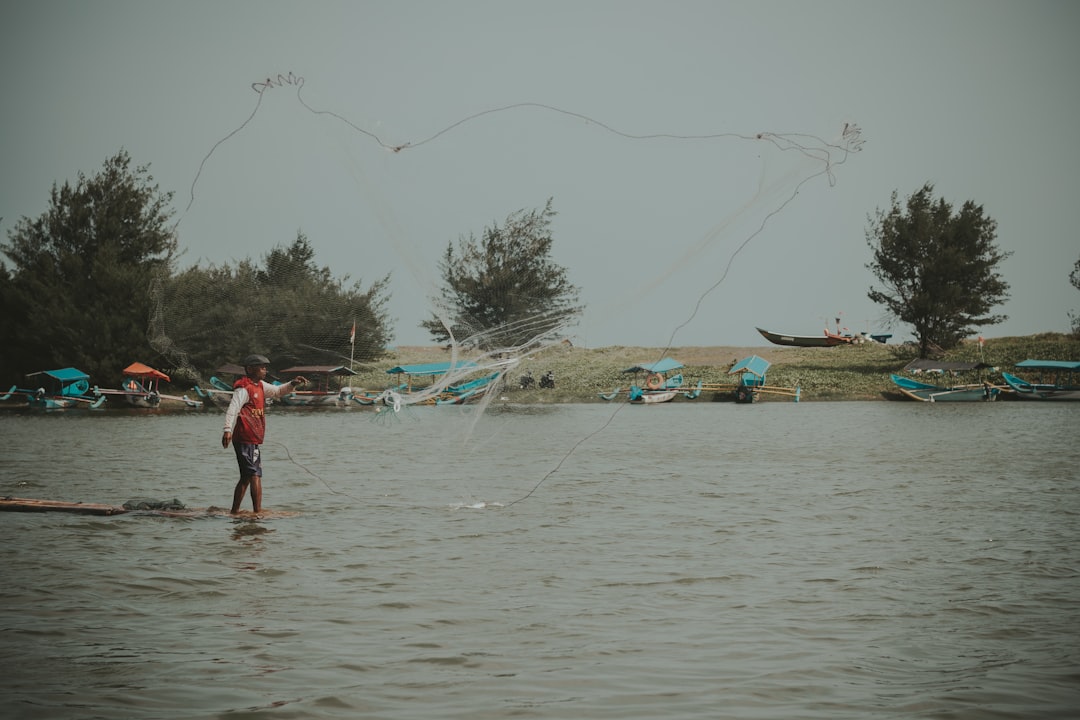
[628,389,679,404]
[193,363,244,407]
[4,368,107,409]
[756,327,837,347]
[278,365,359,407]
[890,374,999,402]
[1001,360,1080,401]
[375,360,498,406]
[756,326,887,347]
[94,362,202,409]
[600,357,697,404]
[434,371,501,405]
[730,354,769,403]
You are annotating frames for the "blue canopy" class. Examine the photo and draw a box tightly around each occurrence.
[24,367,92,397]
[729,355,770,380]
[621,357,684,374]
[26,367,89,382]
[386,361,480,376]
[1016,359,1080,371]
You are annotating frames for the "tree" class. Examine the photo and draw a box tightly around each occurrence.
[1069,254,1080,336]
[865,183,1011,357]
[149,232,392,378]
[0,150,177,384]
[252,233,393,367]
[421,199,583,350]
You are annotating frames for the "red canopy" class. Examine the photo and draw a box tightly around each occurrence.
[122,362,170,382]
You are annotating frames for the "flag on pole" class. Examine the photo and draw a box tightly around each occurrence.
[350,321,356,345]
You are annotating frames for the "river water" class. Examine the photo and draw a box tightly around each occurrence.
[1,400,1078,719]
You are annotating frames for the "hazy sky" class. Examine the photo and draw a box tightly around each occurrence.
[3,1,1077,349]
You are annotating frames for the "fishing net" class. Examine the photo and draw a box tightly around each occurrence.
[147,72,864,504]
[122,498,187,511]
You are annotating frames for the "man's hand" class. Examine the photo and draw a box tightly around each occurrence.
[221,431,232,449]
[292,376,308,387]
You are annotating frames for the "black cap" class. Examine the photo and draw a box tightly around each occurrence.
[242,354,271,367]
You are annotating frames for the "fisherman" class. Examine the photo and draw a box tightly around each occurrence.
[221,354,307,515]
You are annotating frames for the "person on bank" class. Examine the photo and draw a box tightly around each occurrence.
[221,354,307,515]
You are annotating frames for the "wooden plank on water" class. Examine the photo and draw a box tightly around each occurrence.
[0,497,300,519]
[0,497,129,515]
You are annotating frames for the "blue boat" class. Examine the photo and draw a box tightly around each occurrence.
[599,357,697,403]
[890,374,999,402]
[729,355,769,403]
[0,368,107,409]
[193,363,245,407]
[1001,360,1080,401]
[372,360,497,405]
[726,355,802,403]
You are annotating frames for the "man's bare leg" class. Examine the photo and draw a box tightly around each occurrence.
[231,476,253,514]
[250,475,263,513]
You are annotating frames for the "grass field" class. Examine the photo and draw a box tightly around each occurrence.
[346,332,1080,403]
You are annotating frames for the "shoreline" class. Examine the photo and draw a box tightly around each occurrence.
[348,340,984,403]
[363,333,1079,403]
[4,334,1075,408]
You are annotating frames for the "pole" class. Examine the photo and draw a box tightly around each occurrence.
[349,319,356,372]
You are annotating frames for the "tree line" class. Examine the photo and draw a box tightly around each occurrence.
[0,150,582,388]
[1,150,1076,388]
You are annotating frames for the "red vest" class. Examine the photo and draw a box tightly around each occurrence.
[232,376,266,444]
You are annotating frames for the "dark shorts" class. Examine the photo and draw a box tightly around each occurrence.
[233,442,262,478]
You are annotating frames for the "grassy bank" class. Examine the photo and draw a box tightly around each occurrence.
[346,332,1080,403]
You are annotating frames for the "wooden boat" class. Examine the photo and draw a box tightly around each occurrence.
[278,365,359,407]
[1001,360,1080,401]
[756,326,861,347]
[1,368,107,409]
[93,362,202,408]
[890,374,999,402]
[757,325,890,347]
[756,327,836,347]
